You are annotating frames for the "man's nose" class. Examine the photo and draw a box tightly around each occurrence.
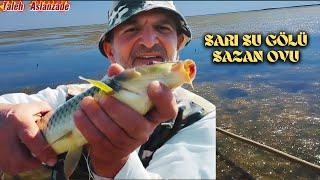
[139,27,159,48]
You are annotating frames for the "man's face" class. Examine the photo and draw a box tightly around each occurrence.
[103,9,184,68]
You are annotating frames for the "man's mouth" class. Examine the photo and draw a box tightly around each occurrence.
[130,45,168,67]
[133,55,165,66]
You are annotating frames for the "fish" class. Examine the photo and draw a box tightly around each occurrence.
[37,59,196,178]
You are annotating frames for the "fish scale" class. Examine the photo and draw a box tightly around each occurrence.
[44,86,101,146]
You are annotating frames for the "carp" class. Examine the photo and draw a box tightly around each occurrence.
[37,59,196,178]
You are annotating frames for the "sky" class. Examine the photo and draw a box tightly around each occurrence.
[0,1,319,31]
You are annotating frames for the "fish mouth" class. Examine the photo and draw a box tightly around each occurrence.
[172,59,196,84]
[185,60,196,82]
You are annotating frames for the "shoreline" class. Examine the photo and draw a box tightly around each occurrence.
[1,4,319,33]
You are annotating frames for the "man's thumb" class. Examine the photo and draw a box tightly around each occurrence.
[108,63,124,77]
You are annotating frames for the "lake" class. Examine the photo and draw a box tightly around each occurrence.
[1,5,320,179]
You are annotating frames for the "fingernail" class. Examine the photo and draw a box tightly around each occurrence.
[73,110,81,118]
[47,158,56,166]
[98,95,109,105]
[149,81,162,93]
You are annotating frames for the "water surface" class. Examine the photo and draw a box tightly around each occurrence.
[1,5,320,179]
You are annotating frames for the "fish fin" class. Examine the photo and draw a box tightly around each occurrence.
[64,145,83,179]
[79,76,113,93]
[190,83,194,90]
[114,69,141,81]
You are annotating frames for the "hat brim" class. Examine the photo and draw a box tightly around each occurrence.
[98,7,191,57]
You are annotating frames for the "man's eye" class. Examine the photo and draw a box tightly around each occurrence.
[124,27,138,33]
[158,25,172,32]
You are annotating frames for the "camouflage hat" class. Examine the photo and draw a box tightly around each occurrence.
[98,0,192,57]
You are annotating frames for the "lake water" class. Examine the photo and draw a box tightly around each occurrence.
[1,5,320,179]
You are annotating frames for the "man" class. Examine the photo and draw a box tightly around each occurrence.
[0,1,215,179]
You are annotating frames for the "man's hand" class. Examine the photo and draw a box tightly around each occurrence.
[0,102,57,175]
[74,63,178,177]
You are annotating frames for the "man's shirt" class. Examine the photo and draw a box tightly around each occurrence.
[0,84,216,179]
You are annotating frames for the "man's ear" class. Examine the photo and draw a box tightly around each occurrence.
[103,42,116,63]
[177,34,185,51]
